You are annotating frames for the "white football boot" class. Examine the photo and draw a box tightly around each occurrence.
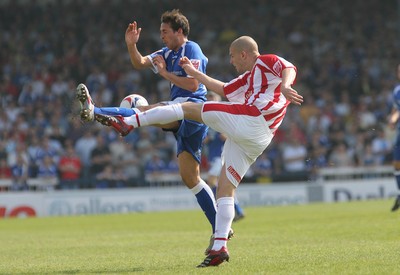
[76,83,94,122]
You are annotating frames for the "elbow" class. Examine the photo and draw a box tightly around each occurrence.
[188,83,199,92]
[132,62,146,70]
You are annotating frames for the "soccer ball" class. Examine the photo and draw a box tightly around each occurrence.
[119,94,149,108]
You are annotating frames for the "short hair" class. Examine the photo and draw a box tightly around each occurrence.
[161,9,190,36]
[231,36,259,54]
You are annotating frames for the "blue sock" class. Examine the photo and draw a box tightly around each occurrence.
[234,202,244,216]
[211,186,217,198]
[94,106,135,117]
[192,181,216,232]
[395,173,400,190]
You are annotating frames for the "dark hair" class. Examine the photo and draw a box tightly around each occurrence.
[161,9,190,36]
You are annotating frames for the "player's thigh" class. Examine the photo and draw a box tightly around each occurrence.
[221,138,255,188]
[394,160,400,170]
[178,151,201,188]
[216,164,236,198]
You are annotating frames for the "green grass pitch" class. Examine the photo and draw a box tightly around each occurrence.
[0,199,399,275]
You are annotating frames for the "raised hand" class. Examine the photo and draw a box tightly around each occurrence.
[125,21,142,46]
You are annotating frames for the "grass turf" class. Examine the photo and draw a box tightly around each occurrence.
[0,199,399,275]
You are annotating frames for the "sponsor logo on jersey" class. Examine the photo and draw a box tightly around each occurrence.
[245,90,253,100]
[273,60,282,75]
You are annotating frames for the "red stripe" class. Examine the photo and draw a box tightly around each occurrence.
[268,109,286,129]
[224,72,251,95]
[203,103,261,117]
[214,238,228,241]
[135,114,140,127]
[249,65,268,105]
[227,165,241,183]
[263,103,287,121]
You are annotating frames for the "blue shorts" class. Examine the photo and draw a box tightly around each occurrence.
[171,119,208,163]
[161,97,208,163]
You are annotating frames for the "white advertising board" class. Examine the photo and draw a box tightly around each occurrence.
[0,184,308,218]
[322,179,398,202]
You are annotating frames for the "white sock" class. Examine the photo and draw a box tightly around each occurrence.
[190,179,215,199]
[124,104,184,128]
[213,197,235,251]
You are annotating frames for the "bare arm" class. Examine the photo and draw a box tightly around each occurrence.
[179,57,225,97]
[280,68,303,105]
[388,106,399,130]
[153,55,199,92]
[125,21,152,69]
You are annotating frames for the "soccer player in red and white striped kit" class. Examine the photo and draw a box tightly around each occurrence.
[100,36,303,267]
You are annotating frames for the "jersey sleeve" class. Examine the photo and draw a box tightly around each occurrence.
[222,72,251,103]
[184,42,208,76]
[261,54,297,78]
[147,49,164,74]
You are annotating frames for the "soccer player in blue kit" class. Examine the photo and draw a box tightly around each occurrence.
[76,10,228,250]
[388,64,400,211]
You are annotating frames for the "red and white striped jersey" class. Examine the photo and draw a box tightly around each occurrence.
[223,54,297,132]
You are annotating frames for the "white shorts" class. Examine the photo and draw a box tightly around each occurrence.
[201,102,273,187]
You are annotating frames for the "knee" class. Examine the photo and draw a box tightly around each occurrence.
[394,161,400,171]
[180,171,200,188]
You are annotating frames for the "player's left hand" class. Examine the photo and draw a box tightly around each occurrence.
[281,87,303,105]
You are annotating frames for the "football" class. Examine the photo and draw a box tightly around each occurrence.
[119,94,149,108]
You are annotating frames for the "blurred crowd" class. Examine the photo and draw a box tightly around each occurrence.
[0,0,399,190]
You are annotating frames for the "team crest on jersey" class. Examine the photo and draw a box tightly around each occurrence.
[190,59,200,70]
[245,90,253,100]
[272,60,282,74]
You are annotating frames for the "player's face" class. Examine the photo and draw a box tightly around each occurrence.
[229,47,246,74]
[160,23,180,51]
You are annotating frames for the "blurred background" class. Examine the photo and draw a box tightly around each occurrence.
[0,0,399,191]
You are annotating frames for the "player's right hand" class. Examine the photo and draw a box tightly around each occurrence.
[125,21,141,45]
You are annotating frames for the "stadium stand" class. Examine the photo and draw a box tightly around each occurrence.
[0,0,399,190]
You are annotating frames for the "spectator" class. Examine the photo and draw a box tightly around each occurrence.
[10,154,29,191]
[328,142,355,167]
[36,155,59,191]
[58,142,82,190]
[0,159,12,192]
[74,129,97,186]
[251,151,273,183]
[95,164,128,188]
[89,134,112,188]
[145,153,166,176]
[281,135,308,178]
[370,128,392,165]
[117,142,143,186]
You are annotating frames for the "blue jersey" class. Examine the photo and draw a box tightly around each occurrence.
[393,83,400,111]
[148,40,209,163]
[392,83,400,161]
[149,40,208,102]
[393,83,400,128]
